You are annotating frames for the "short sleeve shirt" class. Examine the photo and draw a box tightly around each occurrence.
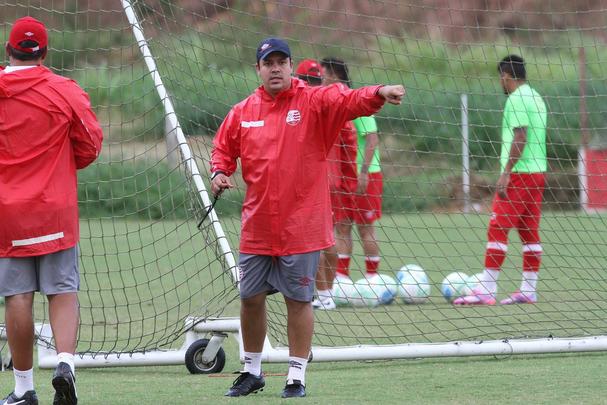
[500,83,547,173]
[353,115,380,173]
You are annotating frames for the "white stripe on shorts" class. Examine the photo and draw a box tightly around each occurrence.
[486,241,508,252]
[12,232,65,247]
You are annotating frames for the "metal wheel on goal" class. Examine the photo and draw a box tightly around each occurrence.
[184,338,226,374]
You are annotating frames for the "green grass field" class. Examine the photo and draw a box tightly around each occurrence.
[1,212,607,403]
[1,351,606,404]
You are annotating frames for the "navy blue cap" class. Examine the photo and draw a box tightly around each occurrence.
[256,37,291,62]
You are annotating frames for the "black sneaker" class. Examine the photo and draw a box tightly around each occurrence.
[281,380,306,398]
[224,372,265,397]
[1,390,38,405]
[52,362,77,405]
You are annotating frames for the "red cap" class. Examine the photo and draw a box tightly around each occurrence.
[296,59,321,78]
[9,17,48,54]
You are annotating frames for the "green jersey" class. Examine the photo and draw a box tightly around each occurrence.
[353,115,380,173]
[500,83,547,173]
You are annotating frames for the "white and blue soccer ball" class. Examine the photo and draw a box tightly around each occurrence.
[397,265,431,304]
[441,272,469,303]
[351,278,380,308]
[367,274,398,305]
[332,276,356,306]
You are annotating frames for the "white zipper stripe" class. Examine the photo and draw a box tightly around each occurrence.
[12,232,65,247]
[241,120,264,128]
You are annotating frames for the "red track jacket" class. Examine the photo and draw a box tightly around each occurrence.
[211,78,384,255]
[0,66,103,257]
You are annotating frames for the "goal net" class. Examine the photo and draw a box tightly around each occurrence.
[2,0,607,364]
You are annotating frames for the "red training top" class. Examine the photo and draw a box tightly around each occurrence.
[327,105,358,195]
[0,66,103,257]
[211,78,384,256]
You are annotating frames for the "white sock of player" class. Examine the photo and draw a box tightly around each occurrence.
[479,269,500,295]
[317,289,331,301]
[286,356,308,386]
[13,368,34,397]
[57,352,75,376]
[520,271,538,296]
[243,351,262,376]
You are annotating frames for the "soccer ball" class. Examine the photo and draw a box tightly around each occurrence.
[441,272,469,302]
[397,265,431,304]
[367,274,398,305]
[351,278,380,308]
[332,276,356,306]
[460,272,484,296]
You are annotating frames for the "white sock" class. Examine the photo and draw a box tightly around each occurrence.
[480,269,500,295]
[287,356,308,386]
[13,368,34,397]
[57,352,75,376]
[317,289,331,300]
[521,271,538,296]
[243,351,262,377]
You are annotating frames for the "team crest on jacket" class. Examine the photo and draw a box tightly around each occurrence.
[286,110,301,126]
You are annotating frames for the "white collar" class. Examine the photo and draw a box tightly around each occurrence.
[4,65,38,73]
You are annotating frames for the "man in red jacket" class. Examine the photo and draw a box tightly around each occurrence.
[211,37,404,398]
[0,17,103,405]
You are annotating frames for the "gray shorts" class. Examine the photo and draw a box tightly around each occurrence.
[238,251,320,302]
[0,246,80,297]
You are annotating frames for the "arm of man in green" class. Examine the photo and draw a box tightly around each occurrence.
[353,115,380,194]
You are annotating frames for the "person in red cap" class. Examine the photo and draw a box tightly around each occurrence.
[295,59,322,86]
[212,37,404,398]
[321,57,385,287]
[0,16,103,405]
[295,59,358,310]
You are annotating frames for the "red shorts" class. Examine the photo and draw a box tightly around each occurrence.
[490,172,545,231]
[331,190,356,224]
[353,172,383,224]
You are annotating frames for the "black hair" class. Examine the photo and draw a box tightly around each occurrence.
[6,42,47,61]
[498,55,526,80]
[320,57,352,88]
[297,74,322,86]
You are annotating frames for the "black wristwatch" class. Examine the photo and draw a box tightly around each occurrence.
[210,171,225,181]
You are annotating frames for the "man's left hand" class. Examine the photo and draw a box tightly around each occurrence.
[496,172,510,200]
[357,172,369,194]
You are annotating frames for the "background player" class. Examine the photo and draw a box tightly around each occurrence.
[320,58,384,281]
[454,55,547,306]
[0,17,103,405]
[296,59,358,310]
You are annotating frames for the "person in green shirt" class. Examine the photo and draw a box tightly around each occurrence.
[320,58,384,286]
[455,55,547,306]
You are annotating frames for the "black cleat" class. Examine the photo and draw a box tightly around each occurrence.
[52,362,77,405]
[225,372,265,397]
[1,390,38,405]
[281,380,306,398]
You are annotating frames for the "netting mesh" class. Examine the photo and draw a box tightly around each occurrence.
[2,0,607,356]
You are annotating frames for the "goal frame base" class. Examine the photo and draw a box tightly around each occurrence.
[3,318,607,371]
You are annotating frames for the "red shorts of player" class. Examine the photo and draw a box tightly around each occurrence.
[331,190,356,224]
[353,172,383,224]
[490,172,545,232]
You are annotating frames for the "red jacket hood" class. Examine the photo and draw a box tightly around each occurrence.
[0,66,52,98]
